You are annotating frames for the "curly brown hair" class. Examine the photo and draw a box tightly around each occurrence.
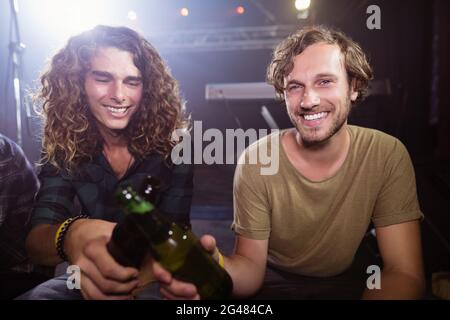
[267,25,373,104]
[36,25,188,173]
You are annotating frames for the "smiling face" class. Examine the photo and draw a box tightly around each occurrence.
[283,42,358,146]
[84,46,143,137]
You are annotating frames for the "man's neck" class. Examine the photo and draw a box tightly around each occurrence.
[282,124,351,181]
[98,126,128,150]
[98,126,134,179]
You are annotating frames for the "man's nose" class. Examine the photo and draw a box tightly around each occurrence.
[300,88,320,109]
[110,82,125,103]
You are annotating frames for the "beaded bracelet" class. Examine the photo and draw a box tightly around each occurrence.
[55,215,89,261]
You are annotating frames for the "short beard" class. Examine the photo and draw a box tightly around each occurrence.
[300,118,346,148]
[290,93,352,147]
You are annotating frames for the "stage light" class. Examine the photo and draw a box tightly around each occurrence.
[295,0,311,11]
[294,0,310,19]
[180,7,189,17]
[36,0,109,40]
[13,0,19,13]
[236,6,245,15]
[127,10,137,21]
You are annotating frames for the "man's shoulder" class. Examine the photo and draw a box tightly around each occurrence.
[349,125,403,150]
[0,134,30,171]
[243,130,282,157]
[235,130,282,178]
[0,133,17,160]
[349,125,411,168]
[236,129,282,167]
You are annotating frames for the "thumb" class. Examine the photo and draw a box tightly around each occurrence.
[200,234,217,254]
[200,234,223,264]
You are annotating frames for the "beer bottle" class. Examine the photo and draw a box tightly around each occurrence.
[106,199,150,268]
[114,183,233,300]
[107,176,162,268]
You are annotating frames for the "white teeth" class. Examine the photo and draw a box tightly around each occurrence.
[304,112,327,121]
[106,106,127,114]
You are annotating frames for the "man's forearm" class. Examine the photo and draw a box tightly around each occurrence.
[26,224,63,266]
[362,270,425,299]
[224,254,266,299]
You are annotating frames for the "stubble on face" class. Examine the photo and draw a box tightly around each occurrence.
[290,90,353,148]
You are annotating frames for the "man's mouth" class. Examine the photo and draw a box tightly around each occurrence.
[103,105,131,114]
[302,112,328,121]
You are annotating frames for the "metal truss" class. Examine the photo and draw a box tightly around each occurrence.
[147,25,298,52]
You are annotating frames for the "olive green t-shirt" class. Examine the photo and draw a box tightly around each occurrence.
[232,125,423,277]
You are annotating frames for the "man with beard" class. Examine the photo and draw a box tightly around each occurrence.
[152,26,425,300]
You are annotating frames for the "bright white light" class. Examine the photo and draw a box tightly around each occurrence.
[180,7,189,17]
[295,0,311,11]
[127,10,137,21]
[37,0,109,40]
[13,0,19,12]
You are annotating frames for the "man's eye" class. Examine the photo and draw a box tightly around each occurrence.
[287,84,301,92]
[127,81,142,87]
[319,79,332,85]
[95,78,109,83]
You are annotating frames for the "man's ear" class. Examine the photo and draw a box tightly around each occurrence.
[350,79,359,102]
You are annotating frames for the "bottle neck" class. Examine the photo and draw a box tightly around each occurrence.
[126,200,172,244]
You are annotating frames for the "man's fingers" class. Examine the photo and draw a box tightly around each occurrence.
[160,281,199,300]
[80,258,139,294]
[152,261,172,284]
[83,237,139,282]
[151,235,219,301]
[169,279,198,297]
[80,274,133,300]
[160,286,200,300]
[152,259,200,300]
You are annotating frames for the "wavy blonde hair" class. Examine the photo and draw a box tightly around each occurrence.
[267,25,373,104]
[36,25,188,173]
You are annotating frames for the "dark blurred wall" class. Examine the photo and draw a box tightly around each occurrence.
[434,0,450,161]
[313,0,434,161]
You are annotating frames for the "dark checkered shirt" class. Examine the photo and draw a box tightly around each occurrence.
[0,134,39,272]
[32,153,193,228]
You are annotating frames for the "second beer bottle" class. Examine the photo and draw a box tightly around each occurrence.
[110,177,233,300]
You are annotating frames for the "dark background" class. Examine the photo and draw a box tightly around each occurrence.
[1,0,449,297]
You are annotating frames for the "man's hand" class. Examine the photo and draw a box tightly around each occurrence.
[65,219,140,300]
[152,234,219,300]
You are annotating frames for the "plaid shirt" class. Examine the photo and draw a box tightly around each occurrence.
[0,134,39,272]
[32,152,193,228]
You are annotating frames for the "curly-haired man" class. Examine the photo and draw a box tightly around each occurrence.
[22,25,193,300]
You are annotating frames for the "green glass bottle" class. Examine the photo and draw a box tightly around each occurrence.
[107,177,162,268]
[106,199,150,268]
[114,183,233,300]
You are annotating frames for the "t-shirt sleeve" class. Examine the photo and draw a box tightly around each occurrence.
[231,157,271,240]
[372,139,423,227]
